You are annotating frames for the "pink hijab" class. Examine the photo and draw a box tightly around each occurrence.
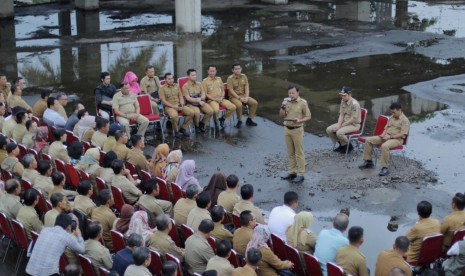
[123,71,140,95]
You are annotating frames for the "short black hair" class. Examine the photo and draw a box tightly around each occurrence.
[115,130,127,142]
[16,111,27,124]
[119,82,128,88]
[6,142,17,154]
[132,247,150,266]
[348,226,364,243]
[207,65,217,70]
[37,160,52,175]
[131,134,143,147]
[68,141,83,159]
[77,180,92,196]
[164,72,172,79]
[390,102,402,110]
[23,189,38,206]
[161,261,177,276]
[240,210,254,226]
[41,89,51,99]
[417,200,432,218]
[155,214,171,231]
[77,109,87,120]
[13,77,23,85]
[87,221,102,239]
[145,65,154,71]
[96,117,109,130]
[55,213,73,229]
[240,184,254,200]
[198,219,214,233]
[0,135,8,149]
[284,191,298,206]
[143,179,158,194]
[226,174,239,189]
[47,97,56,108]
[50,193,65,208]
[100,72,110,80]
[111,159,124,175]
[453,193,465,210]
[51,171,65,186]
[216,239,232,258]
[11,85,19,94]
[196,191,211,209]
[394,236,410,252]
[210,206,225,223]
[99,189,112,205]
[187,69,196,76]
[288,84,300,92]
[231,63,241,69]
[246,248,262,266]
[103,151,117,168]
[72,103,82,112]
[25,119,33,130]
[53,128,66,141]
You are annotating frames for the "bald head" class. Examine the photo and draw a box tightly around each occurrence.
[5,179,20,194]
[333,213,349,232]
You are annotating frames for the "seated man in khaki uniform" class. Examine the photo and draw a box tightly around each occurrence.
[441,193,465,251]
[12,111,28,144]
[173,184,199,226]
[206,240,234,276]
[233,184,265,224]
[20,155,39,184]
[405,200,441,263]
[217,174,240,213]
[326,86,361,153]
[74,180,96,217]
[32,89,50,118]
[233,210,256,257]
[375,236,412,276]
[0,73,11,104]
[112,82,149,138]
[182,69,213,133]
[233,248,262,276]
[139,65,161,115]
[91,189,117,251]
[44,193,67,227]
[210,205,233,241]
[184,219,215,274]
[359,102,410,176]
[1,142,24,178]
[336,226,369,276]
[34,160,54,199]
[49,128,70,163]
[56,93,69,120]
[17,189,44,240]
[137,179,173,224]
[91,118,109,149]
[84,222,113,273]
[0,179,23,219]
[110,159,141,205]
[226,63,258,128]
[159,72,194,138]
[7,84,32,113]
[127,134,151,172]
[187,191,212,231]
[49,171,77,209]
[148,214,184,259]
[112,130,130,161]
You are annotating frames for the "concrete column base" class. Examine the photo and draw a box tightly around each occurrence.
[261,0,288,4]
[0,0,14,19]
[175,0,201,33]
[75,0,99,11]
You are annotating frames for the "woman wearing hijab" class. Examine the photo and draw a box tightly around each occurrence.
[246,225,294,276]
[123,71,141,95]
[150,143,169,177]
[73,110,96,142]
[126,210,156,243]
[163,149,182,184]
[175,159,199,191]
[113,204,135,235]
[203,172,227,207]
[285,211,316,254]
[79,148,103,194]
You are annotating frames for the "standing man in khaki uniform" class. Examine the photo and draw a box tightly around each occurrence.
[139,65,161,115]
[359,102,410,176]
[375,236,412,276]
[182,69,213,133]
[202,65,236,131]
[441,193,465,251]
[336,226,369,276]
[279,84,311,183]
[326,86,361,153]
[227,63,258,128]
[113,82,149,138]
[159,73,194,138]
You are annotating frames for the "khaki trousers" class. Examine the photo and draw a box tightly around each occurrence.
[285,126,305,176]
[208,100,236,122]
[230,96,258,120]
[363,136,403,168]
[116,114,149,138]
[164,106,194,132]
[326,124,360,146]
[187,104,213,126]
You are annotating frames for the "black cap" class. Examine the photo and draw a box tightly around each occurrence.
[339,86,352,95]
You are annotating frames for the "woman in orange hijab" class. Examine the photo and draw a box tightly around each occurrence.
[150,143,169,177]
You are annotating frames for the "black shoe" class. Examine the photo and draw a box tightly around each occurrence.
[174,132,183,139]
[281,173,297,180]
[199,122,206,133]
[195,126,201,133]
[246,118,257,126]
[347,143,354,153]
[179,128,190,137]
[338,145,347,153]
[236,121,242,128]
[379,167,389,176]
[358,160,374,169]
[339,144,354,154]
[333,143,342,152]
[219,117,225,129]
[292,176,304,183]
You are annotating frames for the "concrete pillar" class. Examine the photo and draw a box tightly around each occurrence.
[175,0,201,33]
[75,0,99,11]
[395,0,408,28]
[261,0,288,4]
[76,10,100,35]
[0,0,14,19]
[58,10,72,36]
[176,39,202,80]
[0,19,17,77]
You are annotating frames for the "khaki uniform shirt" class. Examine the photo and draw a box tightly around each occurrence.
[441,210,465,249]
[206,255,234,276]
[259,246,289,276]
[211,222,233,241]
[385,113,410,138]
[0,149,6,165]
[22,132,35,148]
[7,94,31,111]
[182,81,204,105]
[147,231,184,259]
[2,119,16,138]
[173,198,197,226]
[57,104,68,120]
[33,174,54,199]
[49,141,70,163]
[202,76,224,99]
[32,99,47,118]
[74,195,96,217]
[227,74,248,97]
[91,205,117,251]
[282,97,311,127]
[233,200,265,224]
[91,131,107,148]
[124,265,152,276]
[44,208,61,227]
[137,194,172,225]
[233,265,258,276]
[217,189,240,213]
[127,148,149,171]
[340,98,361,125]
[185,233,215,274]
[112,143,130,161]
[140,75,161,94]
[285,228,317,254]
[12,124,27,143]
[375,249,412,276]
[159,83,181,106]
[111,175,141,205]
[187,207,212,231]
[336,245,369,276]
[0,193,22,219]
[102,136,116,153]
[100,168,114,184]
[405,217,441,262]
[49,186,76,212]
[85,239,113,272]
[1,156,24,178]
[113,91,138,114]
[233,227,253,256]
[86,163,103,177]
[0,82,11,100]
[23,168,40,184]
[0,117,4,134]
[17,205,43,240]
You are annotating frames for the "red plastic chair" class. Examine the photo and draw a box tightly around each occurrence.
[232,213,241,229]
[125,161,138,179]
[169,219,182,247]
[303,252,323,276]
[59,254,69,275]
[66,130,80,145]
[96,177,108,193]
[139,169,151,182]
[451,229,465,246]
[30,230,40,252]
[55,159,67,180]
[99,267,110,276]
[177,77,189,91]
[33,188,50,218]
[171,182,185,204]
[110,229,126,253]
[166,253,183,276]
[21,179,32,192]
[327,262,344,276]
[99,151,106,167]
[207,236,217,254]
[0,212,15,263]
[41,153,52,162]
[339,108,368,155]
[78,254,96,276]
[182,224,195,241]
[82,141,91,153]
[65,163,81,189]
[28,148,39,163]
[155,177,171,202]
[137,94,163,135]
[110,185,125,213]
[270,233,287,261]
[228,248,243,268]
[357,115,389,145]
[408,234,444,267]
[79,170,89,181]
[47,125,56,142]
[285,243,306,276]
[1,169,12,181]
[11,219,30,273]
[18,144,27,160]
[148,249,163,276]
[31,115,41,126]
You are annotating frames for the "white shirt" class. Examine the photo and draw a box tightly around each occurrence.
[268,204,296,241]
[447,237,465,256]
[43,108,66,128]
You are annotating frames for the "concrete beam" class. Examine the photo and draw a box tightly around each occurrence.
[175,0,201,33]
[261,0,288,4]
[75,0,99,11]
[0,0,14,19]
